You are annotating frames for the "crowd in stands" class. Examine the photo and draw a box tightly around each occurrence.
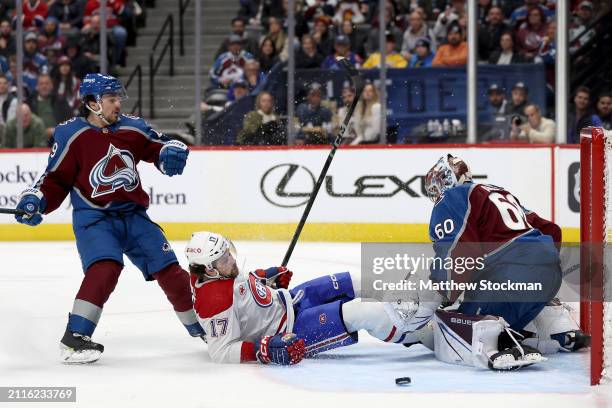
[0,0,145,148]
[202,0,612,145]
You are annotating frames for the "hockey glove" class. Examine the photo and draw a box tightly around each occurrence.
[253,266,293,289]
[256,333,305,365]
[15,188,46,226]
[159,140,189,176]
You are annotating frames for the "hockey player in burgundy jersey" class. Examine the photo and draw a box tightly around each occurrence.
[185,232,431,365]
[390,154,588,371]
[14,74,205,364]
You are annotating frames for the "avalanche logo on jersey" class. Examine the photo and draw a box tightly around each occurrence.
[248,273,273,308]
[89,144,140,198]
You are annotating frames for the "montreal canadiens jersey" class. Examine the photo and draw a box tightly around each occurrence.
[191,272,294,364]
[429,182,560,301]
[34,115,168,213]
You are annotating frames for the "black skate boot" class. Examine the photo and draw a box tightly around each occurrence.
[60,327,104,364]
[556,330,591,351]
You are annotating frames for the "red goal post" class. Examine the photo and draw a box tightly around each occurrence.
[580,126,612,385]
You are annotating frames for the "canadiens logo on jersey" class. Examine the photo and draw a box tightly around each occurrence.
[89,144,140,198]
[248,274,273,308]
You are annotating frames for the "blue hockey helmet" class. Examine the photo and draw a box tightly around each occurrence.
[424,154,472,203]
[79,73,127,102]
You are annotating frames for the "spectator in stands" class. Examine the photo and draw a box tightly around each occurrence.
[366,6,403,55]
[0,53,11,83]
[363,32,407,68]
[265,17,286,57]
[210,34,254,88]
[488,32,529,64]
[243,59,266,89]
[83,0,128,67]
[486,84,508,118]
[227,80,250,104]
[237,91,284,145]
[65,37,93,78]
[52,56,80,114]
[257,37,279,73]
[48,0,84,36]
[504,81,529,119]
[350,82,382,145]
[322,35,362,70]
[295,82,333,145]
[333,0,366,25]
[80,15,110,74]
[0,19,14,58]
[401,10,436,61]
[479,83,509,141]
[592,93,612,130]
[215,17,259,59]
[334,82,357,141]
[570,1,596,53]
[509,0,553,28]
[312,15,335,58]
[280,0,309,39]
[477,6,509,61]
[238,0,260,25]
[339,20,366,59]
[4,103,46,148]
[39,17,65,55]
[408,37,435,67]
[568,86,595,143]
[516,6,548,60]
[432,23,467,66]
[0,74,16,127]
[510,103,555,143]
[23,31,48,91]
[433,0,464,44]
[16,0,48,30]
[296,34,325,69]
[27,73,72,139]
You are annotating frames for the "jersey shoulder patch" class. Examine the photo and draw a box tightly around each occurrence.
[52,117,89,144]
[193,278,235,319]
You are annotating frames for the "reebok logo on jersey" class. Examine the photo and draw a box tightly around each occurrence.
[89,144,140,198]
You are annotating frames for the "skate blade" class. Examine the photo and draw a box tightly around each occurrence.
[60,344,102,364]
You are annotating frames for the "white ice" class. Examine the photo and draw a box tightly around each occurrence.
[1,241,612,408]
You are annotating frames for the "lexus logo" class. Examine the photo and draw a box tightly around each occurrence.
[260,163,315,208]
[260,163,487,208]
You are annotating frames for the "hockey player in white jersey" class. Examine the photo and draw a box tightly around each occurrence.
[185,232,430,365]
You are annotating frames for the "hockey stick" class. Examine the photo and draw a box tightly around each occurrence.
[0,208,25,216]
[281,58,365,267]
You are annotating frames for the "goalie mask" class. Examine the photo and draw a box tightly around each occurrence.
[185,231,238,279]
[424,154,472,203]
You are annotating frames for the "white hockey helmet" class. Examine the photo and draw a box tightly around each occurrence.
[185,231,237,277]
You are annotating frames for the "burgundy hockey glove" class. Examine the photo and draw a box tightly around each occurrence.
[256,333,305,365]
[253,266,293,289]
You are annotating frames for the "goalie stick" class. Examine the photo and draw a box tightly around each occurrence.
[281,58,365,267]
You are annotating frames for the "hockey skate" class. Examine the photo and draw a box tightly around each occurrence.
[488,344,546,371]
[60,328,104,364]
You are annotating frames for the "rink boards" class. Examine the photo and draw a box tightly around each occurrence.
[0,144,580,242]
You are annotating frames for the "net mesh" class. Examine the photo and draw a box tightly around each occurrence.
[604,129,612,381]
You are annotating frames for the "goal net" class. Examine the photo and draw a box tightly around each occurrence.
[580,126,612,385]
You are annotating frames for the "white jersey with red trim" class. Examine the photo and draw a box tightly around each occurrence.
[191,272,294,364]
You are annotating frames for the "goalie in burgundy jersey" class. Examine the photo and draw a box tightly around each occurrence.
[185,232,430,365]
[390,154,588,371]
[13,73,205,364]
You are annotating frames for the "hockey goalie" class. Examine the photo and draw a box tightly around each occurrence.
[389,154,590,371]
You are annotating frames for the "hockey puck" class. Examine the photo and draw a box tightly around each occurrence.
[395,377,411,385]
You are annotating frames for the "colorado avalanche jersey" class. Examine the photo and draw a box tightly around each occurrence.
[429,183,559,301]
[34,115,168,214]
[191,272,294,364]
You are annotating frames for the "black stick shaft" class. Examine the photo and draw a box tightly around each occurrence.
[281,59,365,267]
[0,208,25,215]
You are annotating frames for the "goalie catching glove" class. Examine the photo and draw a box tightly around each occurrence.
[253,266,293,289]
[159,140,189,176]
[256,333,305,365]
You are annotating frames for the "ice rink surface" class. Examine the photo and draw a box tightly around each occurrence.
[1,240,612,408]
